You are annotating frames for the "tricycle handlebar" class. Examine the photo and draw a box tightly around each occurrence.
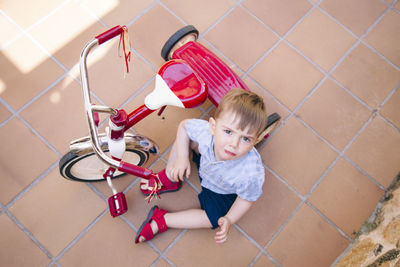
[95,25,124,45]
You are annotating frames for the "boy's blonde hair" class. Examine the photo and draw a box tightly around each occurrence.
[214,88,268,138]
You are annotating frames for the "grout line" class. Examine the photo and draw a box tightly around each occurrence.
[85,182,107,202]
[241,1,316,76]
[233,224,282,267]
[6,161,59,208]
[4,208,54,260]
[0,9,69,73]
[119,76,156,110]
[0,98,17,127]
[263,163,305,201]
[330,242,355,267]
[306,202,352,241]
[78,1,108,29]
[264,201,305,249]
[16,73,70,113]
[48,260,61,267]
[132,49,158,72]
[16,114,62,157]
[379,83,400,109]
[126,1,160,28]
[24,0,73,33]
[0,0,72,51]
[54,209,108,261]
[158,1,188,26]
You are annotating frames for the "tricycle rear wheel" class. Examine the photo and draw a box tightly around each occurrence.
[161,25,199,61]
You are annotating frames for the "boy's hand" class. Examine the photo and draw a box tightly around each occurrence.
[215,217,231,244]
[166,157,191,182]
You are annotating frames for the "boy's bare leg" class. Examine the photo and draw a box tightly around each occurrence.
[137,209,211,242]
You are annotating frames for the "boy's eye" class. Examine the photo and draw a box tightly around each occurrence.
[224,129,231,135]
[242,137,250,142]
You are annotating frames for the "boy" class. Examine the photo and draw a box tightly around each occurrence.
[136,88,268,244]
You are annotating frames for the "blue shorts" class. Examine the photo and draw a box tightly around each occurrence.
[192,152,237,229]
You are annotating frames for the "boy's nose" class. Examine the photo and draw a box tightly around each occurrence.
[230,137,240,148]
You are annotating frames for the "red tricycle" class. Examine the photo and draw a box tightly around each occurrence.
[59,25,280,217]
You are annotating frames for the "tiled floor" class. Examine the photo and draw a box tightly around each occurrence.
[1,0,399,266]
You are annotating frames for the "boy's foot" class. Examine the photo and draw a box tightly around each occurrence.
[140,169,182,198]
[135,205,168,243]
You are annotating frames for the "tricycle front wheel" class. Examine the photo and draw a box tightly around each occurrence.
[59,149,149,182]
[161,25,199,61]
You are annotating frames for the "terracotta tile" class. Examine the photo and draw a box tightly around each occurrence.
[320,0,386,36]
[162,0,236,33]
[166,227,260,266]
[0,13,23,47]
[1,0,65,29]
[80,38,155,108]
[243,76,291,121]
[248,42,323,110]
[259,117,337,195]
[297,79,371,150]
[0,35,65,110]
[153,258,171,267]
[59,215,158,266]
[365,10,400,67]
[346,116,400,187]
[28,1,106,69]
[243,0,312,36]
[0,103,12,124]
[204,7,278,71]
[238,169,301,246]
[287,9,356,71]
[381,88,400,129]
[124,82,203,154]
[129,4,184,67]
[0,214,50,266]
[20,75,89,153]
[253,254,276,267]
[0,118,58,204]
[309,158,383,237]
[9,168,105,256]
[268,204,349,267]
[82,0,154,27]
[124,160,201,251]
[332,43,400,109]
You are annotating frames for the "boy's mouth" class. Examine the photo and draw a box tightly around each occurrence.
[224,150,236,157]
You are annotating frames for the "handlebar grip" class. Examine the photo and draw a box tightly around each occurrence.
[118,161,153,179]
[95,25,124,45]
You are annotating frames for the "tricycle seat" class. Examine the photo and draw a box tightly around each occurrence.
[172,41,250,106]
[145,59,207,110]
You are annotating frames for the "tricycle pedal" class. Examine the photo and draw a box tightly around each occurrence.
[108,192,128,217]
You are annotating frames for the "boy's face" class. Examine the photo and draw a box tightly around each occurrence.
[209,110,258,161]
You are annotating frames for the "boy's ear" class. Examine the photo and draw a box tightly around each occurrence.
[209,117,216,136]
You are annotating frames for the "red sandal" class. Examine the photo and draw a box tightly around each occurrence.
[140,169,182,201]
[135,205,168,243]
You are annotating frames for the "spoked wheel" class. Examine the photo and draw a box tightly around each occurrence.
[161,25,199,61]
[59,149,149,182]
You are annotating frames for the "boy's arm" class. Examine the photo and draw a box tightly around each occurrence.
[166,119,191,181]
[215,197,253,244]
